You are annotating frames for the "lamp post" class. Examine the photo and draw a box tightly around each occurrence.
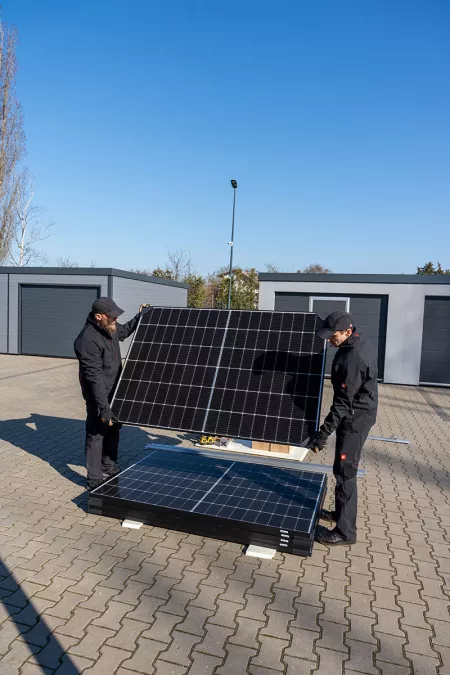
[227,179,238,309]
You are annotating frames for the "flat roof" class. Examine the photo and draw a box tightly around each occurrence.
[258,273,450,285]
[0,267,188,289]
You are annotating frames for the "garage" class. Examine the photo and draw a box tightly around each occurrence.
[20,285,100,358]
[274,291,388,379]
[260,273,450,386]
[420,297,450,385]
[0,267,188,358]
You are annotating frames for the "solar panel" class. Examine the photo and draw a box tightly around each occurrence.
[89,449,327,556]
[112,308,326,446]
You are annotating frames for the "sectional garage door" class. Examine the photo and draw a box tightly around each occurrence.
[275,292,388,380]
[20,285,100,358]
[420,297,450,385]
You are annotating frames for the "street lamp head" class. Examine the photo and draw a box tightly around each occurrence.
[231,179,238,189]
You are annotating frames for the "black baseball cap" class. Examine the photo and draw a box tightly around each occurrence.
[316,310,354,340]
[92,297,124,318]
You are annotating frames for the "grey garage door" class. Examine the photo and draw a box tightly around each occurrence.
[275,292,388,379]
[20,285,100,358]
[420,297,450,385]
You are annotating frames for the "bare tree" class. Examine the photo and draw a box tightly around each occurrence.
[264,263,280,273]
[0,22,26,264]
[8,170,52,266]
[298,263,332,274]
[166,249,192,281]
[57,256,79,267]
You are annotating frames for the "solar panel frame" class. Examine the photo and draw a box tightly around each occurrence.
[112,308,326,446]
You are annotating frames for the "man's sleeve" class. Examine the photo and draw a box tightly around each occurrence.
[116,314,140,342]
[318,355,365,440]
[78,340,112,420]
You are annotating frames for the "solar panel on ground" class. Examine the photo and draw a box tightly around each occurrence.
[89,449,327,556]
[112,308,325,446]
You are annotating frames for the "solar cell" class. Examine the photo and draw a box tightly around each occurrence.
[112,308,326,446]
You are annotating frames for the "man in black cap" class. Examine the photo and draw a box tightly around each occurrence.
[307,310,378,545]
[74,297,149,490]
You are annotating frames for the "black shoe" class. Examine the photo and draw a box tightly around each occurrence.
[320,509,336,523]
[102,464,121,477]
[87,478,104,491]
[315,526,356,546]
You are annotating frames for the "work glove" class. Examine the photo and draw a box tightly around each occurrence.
[100,413,119,427]
[306,432,327,454]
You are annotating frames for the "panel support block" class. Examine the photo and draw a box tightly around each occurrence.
[245,545,277,559]
[122,520,143,529]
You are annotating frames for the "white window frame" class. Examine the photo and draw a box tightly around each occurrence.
[308,296,351,313]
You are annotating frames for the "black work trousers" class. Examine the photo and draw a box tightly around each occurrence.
[85,404,120,480]
[333,419,372,542]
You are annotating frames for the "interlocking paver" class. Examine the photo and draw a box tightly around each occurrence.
[345,612,377,644]
[81,645,132,673]
[67,624,115,661]
[189,584,221,611]
[216,644,256,675]
[176,605,213,636]
[161,590,197,617]
[423,595,450,621]
[259,610,289,641]
[314,646,346,674]
[106,617,149,651]
[141,611,182,642]
[120,636,168,673]
[115,580,149,606]
[345,638,377,674]
[284,626,318,661]
[158,630,201,666]
[404,626,440,658]
[189,651,223,674]
[194,622,232,658]
[284,656,316,674]
[55,607,100,638]
[375,632,411,667]
[126,594,166,623]
[404,652,440,674]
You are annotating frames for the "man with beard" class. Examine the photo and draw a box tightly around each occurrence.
[74,297,149,490]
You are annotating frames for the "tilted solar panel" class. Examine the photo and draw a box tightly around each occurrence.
[112,308,326,446]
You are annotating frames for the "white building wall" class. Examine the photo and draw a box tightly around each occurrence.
[7,274,108,354]
[259,281,450,386]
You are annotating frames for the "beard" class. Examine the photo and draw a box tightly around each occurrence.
[102,322,117,336]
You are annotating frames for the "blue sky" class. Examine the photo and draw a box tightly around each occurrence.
[5,0,450,274]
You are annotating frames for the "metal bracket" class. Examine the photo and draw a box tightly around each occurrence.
[368,436,410,445]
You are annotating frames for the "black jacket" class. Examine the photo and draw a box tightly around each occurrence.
[74,312,140,421]
[319,332,378,441]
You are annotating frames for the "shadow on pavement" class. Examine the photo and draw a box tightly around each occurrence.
[0,557,81,673]
[0,413,185,490]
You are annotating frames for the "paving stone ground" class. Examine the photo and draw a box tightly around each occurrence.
[0,354,449,675]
